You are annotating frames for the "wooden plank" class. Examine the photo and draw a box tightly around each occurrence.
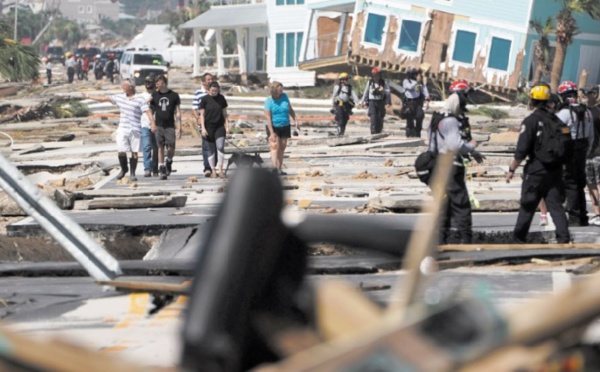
[0,326,157,372]
[387,152,455,317]
[439,243,600,252]
[97,280,189,295]
[73,195,187,210]
[73,189,171,200]
[11,141,85,151]
[316,280,382,341]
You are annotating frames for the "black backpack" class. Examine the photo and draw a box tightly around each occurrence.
[533,111,573,165]
[414,112,449,185]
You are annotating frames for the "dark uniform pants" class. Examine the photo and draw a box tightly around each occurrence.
[368,100,386,134]
[405,98,425,138]
[440,165,473,244]
[46,69,52,85]
[335,104,351,136]
[564,144,588,223]
[513,167,570,243]
[67,67,74,83]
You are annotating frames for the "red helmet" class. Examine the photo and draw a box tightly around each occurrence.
[450,80,473,94]
[557,81,577,95]
[372,67,380,74]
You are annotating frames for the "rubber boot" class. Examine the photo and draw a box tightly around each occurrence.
[116,154,128,180]
[165,158,173,176]
[129,157,138,181]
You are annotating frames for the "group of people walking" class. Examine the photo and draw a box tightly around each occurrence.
[79,66,600,247]
[83,74,182,181]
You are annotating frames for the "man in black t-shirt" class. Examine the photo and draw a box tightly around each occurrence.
[151,75,181,180]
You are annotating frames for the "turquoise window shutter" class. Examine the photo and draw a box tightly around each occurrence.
[297,0,304,4]
[452,30,477,64]
[398,20,421,52]
[488,37,511,71]
[276,33,284,67]
[276,0,284,5]
[286,32,296,67]
[364,13,386,45]
[296,32,304,63]
[286,0,294,5]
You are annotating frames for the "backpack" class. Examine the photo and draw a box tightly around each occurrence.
[368,78,386,101]
[533,111,573,165]
[334,84,355,108]
[414,111,448,185]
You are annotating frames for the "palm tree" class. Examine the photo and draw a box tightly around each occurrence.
[550,0,600,92]
[42,18,87,51]
[0,20,39,82]
[529,17,554,84]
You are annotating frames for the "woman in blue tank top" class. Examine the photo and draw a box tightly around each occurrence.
[264,81,299,175]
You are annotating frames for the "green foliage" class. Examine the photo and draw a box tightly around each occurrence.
[0,21,40,81]
[100,18,146,39]
[468,106,510,120]
[41,18,87,50]
[517,92,531,105]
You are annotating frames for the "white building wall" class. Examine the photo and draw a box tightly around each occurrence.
[266,1,316,87]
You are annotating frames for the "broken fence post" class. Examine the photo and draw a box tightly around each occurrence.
[0,154,121,281]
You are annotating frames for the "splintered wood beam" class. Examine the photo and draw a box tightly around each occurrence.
[97,280,189,295]
[0,326,159,372]
[316,280,382,341]
[387,152,455,318]
[439,243,600,251]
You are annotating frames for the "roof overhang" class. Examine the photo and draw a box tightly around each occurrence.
[180,4,268,30]
[306,0,355,13]
[298,55,350,73]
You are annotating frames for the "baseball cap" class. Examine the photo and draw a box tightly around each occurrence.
[372,67,380,74]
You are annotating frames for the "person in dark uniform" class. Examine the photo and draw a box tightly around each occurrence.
[429,84,484,244]
[331,72,358,136]
[506,83,572,243]
[402,67,430,138]
[360,67,391,134]
[556,80,594,226]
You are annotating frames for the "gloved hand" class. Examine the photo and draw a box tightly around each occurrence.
[471,150,486,164]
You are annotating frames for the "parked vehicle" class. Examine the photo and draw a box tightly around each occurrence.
[46,46,65,65]
[119,51,169,85]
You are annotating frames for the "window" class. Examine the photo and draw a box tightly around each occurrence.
[78,5,84,13]
[87,5,93,13]
[364,13,386,45]
[398,20,421,52]
[488,37,511,71]
[275,32,303,67]
[276,0,303,5]
[452,30,477,64]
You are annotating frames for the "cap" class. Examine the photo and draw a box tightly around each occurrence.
[372,67,380,74]
[449,80,473,94]
[339,72,349,79]
[407,66,419,75]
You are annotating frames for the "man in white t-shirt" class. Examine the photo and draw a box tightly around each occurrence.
[82,79,156,181]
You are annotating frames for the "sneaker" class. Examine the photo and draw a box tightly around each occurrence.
[159,165,167,180]
[591,215,600,226]
[204,169,212,178]
[165,159,173,176]
[144,171,151,177]
[540,214,548,226]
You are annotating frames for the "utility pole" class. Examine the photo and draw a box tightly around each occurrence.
[13,0,18,41]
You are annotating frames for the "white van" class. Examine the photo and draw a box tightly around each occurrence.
[120,51,169,85]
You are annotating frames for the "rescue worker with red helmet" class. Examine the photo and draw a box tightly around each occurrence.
[331,72,359,136]
[429,80,484,244]
[506,83,572,243]
[557,80,595,226]
[402,66,430,138]
[360,67,391,134]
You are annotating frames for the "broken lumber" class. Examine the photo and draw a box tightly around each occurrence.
[327,133,389,147]
[73,195,187,210]
[97,280,189,295]
[439,243,600,251]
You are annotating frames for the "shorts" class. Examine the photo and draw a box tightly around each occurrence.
[265,125,291,139]
[116,130,142,152]
[155,126,176,148]
[586,157,600,186]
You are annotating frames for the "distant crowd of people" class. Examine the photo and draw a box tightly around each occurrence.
[42,52,120,86]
